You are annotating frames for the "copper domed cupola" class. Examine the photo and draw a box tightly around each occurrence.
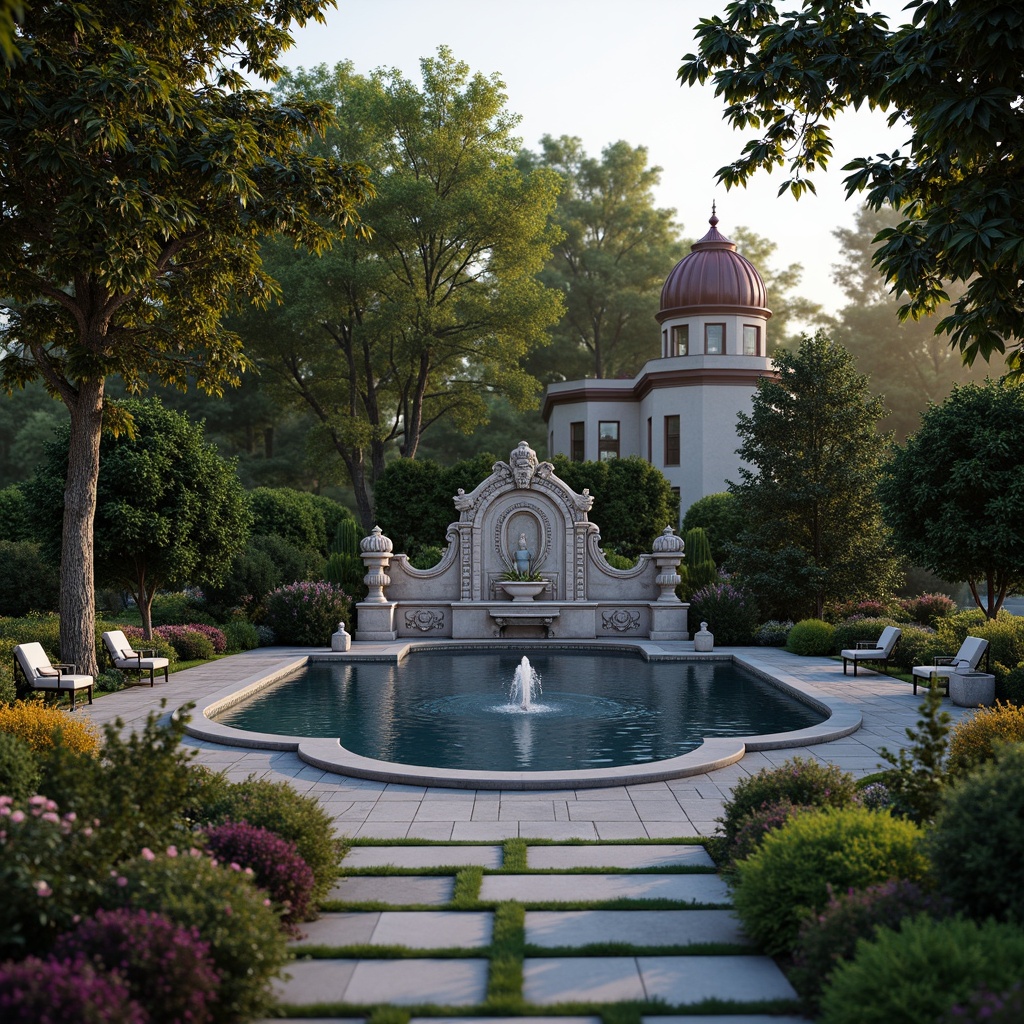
[658,207,769,319]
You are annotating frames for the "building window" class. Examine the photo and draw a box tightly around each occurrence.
[598,421,619,460]
[743,324,760,356]
[664,415,680,466]
[662,328,668,357]
[705,323,725,354]
[647,417,653,462]
[671,324,689,356]
[570,421,585,462]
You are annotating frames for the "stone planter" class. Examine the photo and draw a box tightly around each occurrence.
[949,670,996,708]
[497,580,550,603]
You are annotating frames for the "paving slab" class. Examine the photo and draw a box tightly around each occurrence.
[294,912,492,949]
[645,1017,809,1024]
[343,846,502,869]
[526,910,747,948]
[479,873,730,904]
[527,844,713,870]
[523,956,646,1003]
[328,876,454,905]
[637,955,798,1003]
[274,958,488,1007]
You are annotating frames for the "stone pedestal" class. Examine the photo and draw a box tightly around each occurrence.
[355,602,398,642]
[949,670,996,708]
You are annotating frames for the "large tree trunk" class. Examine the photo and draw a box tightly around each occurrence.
[60,376,104,677]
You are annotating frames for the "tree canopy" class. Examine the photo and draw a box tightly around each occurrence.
[878,379,1024,617]
[0,0,372,672]
[236,51,564,531]
[679,0,1024,375]
[26,399,250,637]
[728,331,902,619]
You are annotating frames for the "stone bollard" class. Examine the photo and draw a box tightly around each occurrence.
[331,621,351,652]
[694,621,714,653]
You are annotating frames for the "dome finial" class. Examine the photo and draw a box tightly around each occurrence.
[709,201,718,228]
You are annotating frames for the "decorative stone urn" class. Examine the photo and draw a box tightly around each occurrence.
[693,622,714,653]
[496,580,550,602]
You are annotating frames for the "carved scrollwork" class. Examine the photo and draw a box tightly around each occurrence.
[404,609,445,632]
[602,609,641,632]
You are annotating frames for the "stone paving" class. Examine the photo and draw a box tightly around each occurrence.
[81,644,978,1023]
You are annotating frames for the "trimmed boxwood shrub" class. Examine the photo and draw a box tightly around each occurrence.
[53,907,219,1024]
[818,915,1024,1024]
[928,742,1024,924]
[203,821,316,928]
[719,755,858,845]
[946,702,1024,778]
[732,805,929,956]
[0,955,145,1023]
[786,618,835,656]
[189,774,343,904]
[101,850,288,1024]
[687,581,758,645]
[791,880,952,1009]
[0,731,41,801]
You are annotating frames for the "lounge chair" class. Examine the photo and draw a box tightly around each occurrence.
[13,642,94,711]
[102,629,169,687]
[911,635,990,695]
[840,625,902,676]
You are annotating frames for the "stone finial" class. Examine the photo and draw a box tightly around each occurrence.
[694,621,714,653]
[652,525,685,553]
[360,525,393,554]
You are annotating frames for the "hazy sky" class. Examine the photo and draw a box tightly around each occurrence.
[285,0,910,323]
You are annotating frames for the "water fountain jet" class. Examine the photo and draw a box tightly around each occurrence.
[511,655,541,710]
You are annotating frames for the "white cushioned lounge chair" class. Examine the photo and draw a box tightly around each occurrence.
[13,642,94,710]
[840,625,902,676]
[102,630,169,687]
[911,635,990,695]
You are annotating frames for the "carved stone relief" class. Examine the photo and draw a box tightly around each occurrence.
[602,609,641,632]
[405,609,445,632]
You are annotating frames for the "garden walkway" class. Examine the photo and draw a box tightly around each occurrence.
[80,646,974,1023]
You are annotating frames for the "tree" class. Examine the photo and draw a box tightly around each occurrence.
[517,136,685,381]
[679,0,1024,374]
[878,379,1024,618]
[682,492,744,567]
[0,0,21,63]
[832,206,988,440]
[237,52,564,531]
[728,332,902,619]
[26,399,250,637]
[0,1,372,673]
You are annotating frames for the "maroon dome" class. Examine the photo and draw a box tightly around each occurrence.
[659,210,769,318]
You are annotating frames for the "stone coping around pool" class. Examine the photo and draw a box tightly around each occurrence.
[182,640,862,791]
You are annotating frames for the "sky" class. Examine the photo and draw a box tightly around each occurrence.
[285,0,911,321]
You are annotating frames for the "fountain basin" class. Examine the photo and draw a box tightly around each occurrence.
[496,580,550,602]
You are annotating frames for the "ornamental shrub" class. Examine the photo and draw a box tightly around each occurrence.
[189,774,343,903]
[154,626,215,661]
[731,805,929,956]
[101,850,288,1024]
[818,915,1024,1024]
[0,613,61,658]
[0,794,108,957]
[944,983,1024,1024]
[117,625,179,664]
[901,592,957,626]
[890,624,945,673]
[687,581,758,645]
[1003,663,1024,705]
[203,821,316,928]
[935,609,1024,669]
[785,618,835,656]
[223,619,260,652]
[825,598,907,624]
[791,880,952,1010]
[728,798,803,867]
[0,955,145,1024]
[928,743,1024,924]
[0,700,100,755]
[754,619,793,646]
[261,580,351,646]
[254,624,275,646]
[0,731,41,800]
[719,756,858,845]
[53,908,220,1024]
[946,701,1024,778]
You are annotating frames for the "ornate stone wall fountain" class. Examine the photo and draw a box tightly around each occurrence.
[355,442,688,642]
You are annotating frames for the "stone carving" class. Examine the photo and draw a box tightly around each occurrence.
[512,533,533,574]
[453,488,474,512]
[405,609,445,632]
[602,609,641,632]
[572,487,595,513]
[508,440,555,489]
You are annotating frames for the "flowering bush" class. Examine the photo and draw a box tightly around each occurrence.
[0,700,100,754]
[153,626,215,661]
[901,592,957,626]
[156,623,226,654]
[754,619,793,646]
[824,597,907,624]
[687,581,758,645]
[0,794,107,958]
[791,880,952,1009]
[947,701,1024,778]
[117,626,178,664]
[944,983,1024,1024]
[101,849,287,1023]
[261,580,351,646]
[858,781,893,811]
[0,955,145,1024]
[54,908,220,1024]
[203,822,316,929]
[728,798,803,866]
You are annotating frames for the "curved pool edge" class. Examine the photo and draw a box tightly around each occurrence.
[181,641,863,790]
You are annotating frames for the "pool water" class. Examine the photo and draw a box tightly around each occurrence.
[216,650,824,772]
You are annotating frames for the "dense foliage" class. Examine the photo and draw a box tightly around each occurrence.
[687,581,758,645]
[785,618,835,656]
[947,702,1024,778]
[261,581,351,646]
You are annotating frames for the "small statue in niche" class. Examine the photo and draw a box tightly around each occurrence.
[513,532,532,575]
